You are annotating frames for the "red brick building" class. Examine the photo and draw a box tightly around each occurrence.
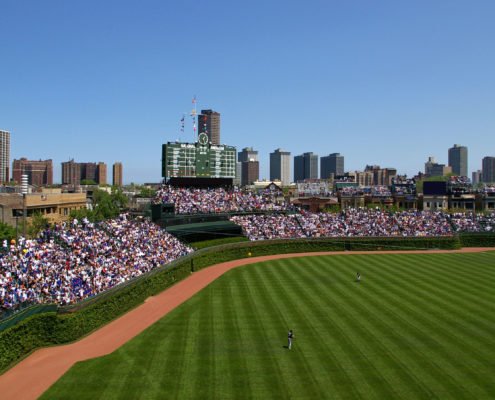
[12,158,53,186]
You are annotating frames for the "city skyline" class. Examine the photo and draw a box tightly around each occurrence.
[1,1,495,183]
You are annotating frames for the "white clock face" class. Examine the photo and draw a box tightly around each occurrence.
[199,133,208,145]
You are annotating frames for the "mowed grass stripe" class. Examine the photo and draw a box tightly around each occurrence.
[172,300,203,399]
[41,252,495,400]
[397,254,495,308]
[382,255,495,342]
[312,255,494,398]
[233,266,289,398]
[298,257,437,400]
[274,257,402,400]
[260,259,361,400]
[361,254,495,339]
[349,256,478,399]
[192,285,217,398]
[368,254,495,345]
[302,257,440,399]
[219,275,251,397]
[356,255,494,398]
[246,262,326,399]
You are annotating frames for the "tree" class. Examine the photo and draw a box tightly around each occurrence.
[88,187,129,221]
[138,187,156,198]
[80,179,97,185]
[0,222,16,243]
[28,212,49,238]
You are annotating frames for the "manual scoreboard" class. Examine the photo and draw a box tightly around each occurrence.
[162,133,236,179]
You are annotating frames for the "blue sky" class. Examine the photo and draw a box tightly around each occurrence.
[1,0,494,184]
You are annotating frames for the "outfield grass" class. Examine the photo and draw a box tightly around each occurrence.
[42,252,495,399]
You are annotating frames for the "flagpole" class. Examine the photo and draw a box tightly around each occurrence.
[191,95,197,143]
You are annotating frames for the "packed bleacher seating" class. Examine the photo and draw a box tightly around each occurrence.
[153,186,290,213]
[449,212,495,232]
[231,208,454,240]
[230,214,306,240]
[339,187,364,196]
[480,185,495,194]
[0,214,192,311]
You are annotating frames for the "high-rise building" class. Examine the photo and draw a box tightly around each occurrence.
[321,153,344,179]
[241,161,259,186]
[472,170,482,185]
[112,162,123,186]
[448,144,468,177]
[424,157,452,177]
[198,109,221,145]
[98,162,107,185]
[12,158,53,186]
[364,165,397,185]
[294,152,318,182]
[425,156,436,175]
[482,156,495,183]
[62,160,81,185]
[61,160,107,185]
[234,162,242,186]
[270,148,291,186]
[0,130,10,183]
[238,147,258,162]
[238,147,259,187]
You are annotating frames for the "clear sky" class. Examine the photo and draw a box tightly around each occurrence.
[1,0,494,184]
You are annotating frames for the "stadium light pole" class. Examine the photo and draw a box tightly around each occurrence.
[21,174,28,238]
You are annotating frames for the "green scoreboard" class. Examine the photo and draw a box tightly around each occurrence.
[162,133,237,179]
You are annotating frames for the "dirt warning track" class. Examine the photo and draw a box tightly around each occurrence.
[0,248,492,399]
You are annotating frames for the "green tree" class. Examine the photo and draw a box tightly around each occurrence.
[89,187,129,221]
[138,187,156,198]
[80,179,97,185]
[0,222,16,243]
[28,212,49,238]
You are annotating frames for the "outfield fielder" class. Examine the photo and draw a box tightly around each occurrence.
[288,330,294,349]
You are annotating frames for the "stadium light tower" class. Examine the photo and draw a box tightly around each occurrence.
[21,174,28,237]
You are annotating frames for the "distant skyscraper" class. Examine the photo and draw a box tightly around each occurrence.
[12,158,53,186]
[425,156,436,175]
[0,130,10,183]
[472,170,482,185]
[321,153,344,179]
[294,152,318,182]
[448,144,468,177]
[62,160,107,185]
[482,156,495,183]
[234,162,242,186]
[238,147,259,186]
[270,148,291,186]
[238,147,258,162]
[241,161,259,186]
[198,110,221,145]
[98,162,107,185]
[113,162,123,186]
[62,159,81,185]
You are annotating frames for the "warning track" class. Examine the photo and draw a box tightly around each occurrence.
[0,248,492,400]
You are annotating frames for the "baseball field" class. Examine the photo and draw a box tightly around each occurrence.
[41,251,495,399]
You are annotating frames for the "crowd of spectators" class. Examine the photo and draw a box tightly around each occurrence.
[449,212,495,232]
[480,185,495,194]
[153,186,289,214]
[231,209,466,240]
[230,214,306,240]
[369,186,392,197]
[0,214,192,311]
[339,187,364,196]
